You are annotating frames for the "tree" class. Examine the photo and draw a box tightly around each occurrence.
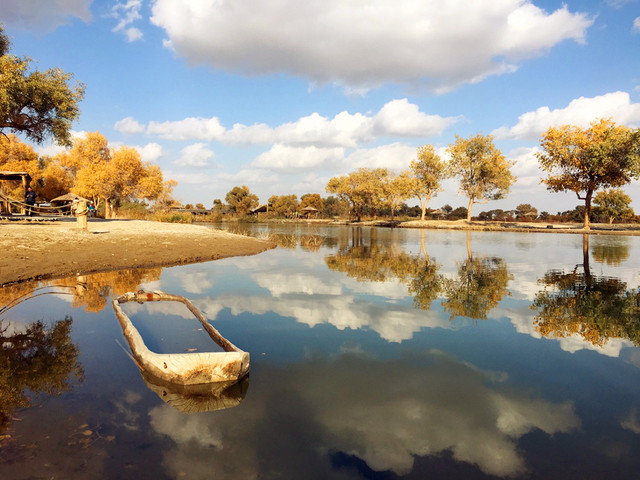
[268,194,298,217]
[537,118,640,229]
[447,134,515,221]
[300,193,324,212]
[0,27,85,146]
[593,189,634,224]
[410,144,448,220]
[0,134,42,199]
[326,168,389,221]
[323,195,348,218]
[515,203,538,221]
[225,185,259,216]
[384,171,414,220]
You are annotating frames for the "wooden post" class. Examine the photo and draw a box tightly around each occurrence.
[77,200,88,231]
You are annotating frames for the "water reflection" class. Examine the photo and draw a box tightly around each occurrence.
[442,232,512,320]
[149,350,579,478]
[142,372,249,414]
[532,235,640,347]
[0,317,84,435]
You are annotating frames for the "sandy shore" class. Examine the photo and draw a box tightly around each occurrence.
[0,218,274,286]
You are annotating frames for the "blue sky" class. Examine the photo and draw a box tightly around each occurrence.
[2,0,640,213]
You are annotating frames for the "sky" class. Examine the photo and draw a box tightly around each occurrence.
[2,0,640,213]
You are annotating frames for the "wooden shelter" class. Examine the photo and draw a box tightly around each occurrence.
[301,205,319,218]
[0,171,32,215]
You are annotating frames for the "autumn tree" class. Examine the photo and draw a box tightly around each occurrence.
[593,188,634,224]
[268,194,298,217]
[300,193,324,212]
[0,134,41,199]
[384,171,414,220]
[52,132,167,217]
[515,203,538,221]
[537,118,640,229]
[447,134,515,221]
[0,27,84,146]
[326,168,389,221]
[410,145,448,220]
[225,185,259,216]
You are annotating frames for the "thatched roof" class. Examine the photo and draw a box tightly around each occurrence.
[301,206,318,211]
[51,193,90,203]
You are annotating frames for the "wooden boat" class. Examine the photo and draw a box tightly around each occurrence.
[112,290,249,385]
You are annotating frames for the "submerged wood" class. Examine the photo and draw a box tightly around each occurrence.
[112,290,250,385]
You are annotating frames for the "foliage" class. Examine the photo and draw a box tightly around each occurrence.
[52,132,167,217]
[225,185,259,216]
[593,188,634,224]
[326,168,389,221]
[0,134,41,199]
[447,134,515,220]
[515,203,538,221]
[323,195,349,218]
[410,144,448,220]
[0,27,85,146]
[447,206,468,220]
[537,118,640,229]
[269,194,299,217]
[300,193,324,212]
[149,211,193,223]
[384,171,415,219]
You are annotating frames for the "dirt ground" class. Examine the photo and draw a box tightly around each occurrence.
[0,218,274,286]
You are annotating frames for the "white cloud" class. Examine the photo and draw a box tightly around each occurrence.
[115,116,145,134]
[135,99,457,146]
[111,0,144,42]
[150,0,592,92]
[252,145,344,172]
[136,142,164,163]
[634,16,640,32]
[174,143,216,168]
[346,143,418,171]
[493,91,640,140]
[1,0,91,32]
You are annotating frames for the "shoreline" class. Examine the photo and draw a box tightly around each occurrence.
[0,218,274,287]
[2,216,639,287]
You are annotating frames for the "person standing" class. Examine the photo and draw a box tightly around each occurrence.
[24,186,36,216]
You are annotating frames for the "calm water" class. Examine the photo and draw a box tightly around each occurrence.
[1,224,640,479]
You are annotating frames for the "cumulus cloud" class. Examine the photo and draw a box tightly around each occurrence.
[252,145,344,172]
[346,143,418,171]
[136,142,164,162]
[174,143,216,168]
[492,91,640,140]
[150,0,592,92]
[127,99,457,146]
[111,0,144,42]
[1,0,91,32]
[114,116,146,134]
[634,16,640,32]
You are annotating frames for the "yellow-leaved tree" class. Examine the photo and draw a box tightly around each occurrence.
[54,132,168,217]
[537,118,640,229]
[0,134,41,199]
[410,144,448,220]
[447,134,515,221]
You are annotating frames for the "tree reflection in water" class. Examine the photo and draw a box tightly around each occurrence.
[532,234,640,347]
[442,233,512,320]
[0,317,84,435]
[325,229,511,319]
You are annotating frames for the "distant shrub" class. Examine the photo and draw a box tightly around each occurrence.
[150,211,193,224]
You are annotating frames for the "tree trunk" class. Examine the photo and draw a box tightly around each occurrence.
[583,191,592,230]
[467,197,474,221]
[105,200,112,219]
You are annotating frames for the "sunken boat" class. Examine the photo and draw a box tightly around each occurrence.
[112,290,250,385]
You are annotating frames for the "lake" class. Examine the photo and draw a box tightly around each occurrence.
[1,224,639,479]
